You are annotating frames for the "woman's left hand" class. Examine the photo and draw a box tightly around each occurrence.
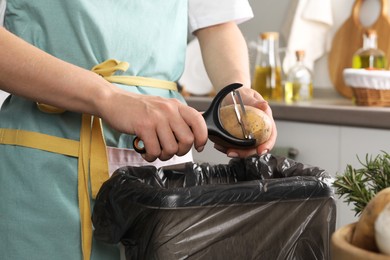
[215,87,277,158]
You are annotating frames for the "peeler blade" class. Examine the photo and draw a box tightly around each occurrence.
[230,90,255,140]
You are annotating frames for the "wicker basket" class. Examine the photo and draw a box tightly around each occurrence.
[344,69,390,107]
[352,87,390,106]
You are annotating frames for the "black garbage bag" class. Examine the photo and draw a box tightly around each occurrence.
[92,154,336,260]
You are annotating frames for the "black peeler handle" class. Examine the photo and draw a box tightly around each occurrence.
[133,137,146,154]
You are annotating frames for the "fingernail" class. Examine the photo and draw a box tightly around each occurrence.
[261,149,269,155]
[196,145,205,152]
[228,152,239,158]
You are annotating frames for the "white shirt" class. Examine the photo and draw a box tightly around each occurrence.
[0,0,5,27]
[0,0,253,30]
[189,0,253,33]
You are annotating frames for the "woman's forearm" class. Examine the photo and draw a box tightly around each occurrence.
[194,21,251,91]
[0,27,115,116]
[195,22,277,156]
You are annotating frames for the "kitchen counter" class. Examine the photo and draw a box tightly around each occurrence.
[185,89,390,130]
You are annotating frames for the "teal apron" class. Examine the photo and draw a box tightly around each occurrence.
[0,1,188,259]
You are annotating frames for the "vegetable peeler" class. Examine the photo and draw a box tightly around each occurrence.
[133,83,256,154]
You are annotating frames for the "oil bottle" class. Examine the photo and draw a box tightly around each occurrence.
[284,50,313,103]
[352,29,387,69]
[252,32,283,101]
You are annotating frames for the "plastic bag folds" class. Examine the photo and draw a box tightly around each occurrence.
[92,154,336,260]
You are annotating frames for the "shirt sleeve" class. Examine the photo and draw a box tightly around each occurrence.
[188,0,254,34]
[0,0,6,27]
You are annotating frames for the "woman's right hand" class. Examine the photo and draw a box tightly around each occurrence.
[98,87,208,162]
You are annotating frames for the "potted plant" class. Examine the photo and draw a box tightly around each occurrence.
[332,152,390,259]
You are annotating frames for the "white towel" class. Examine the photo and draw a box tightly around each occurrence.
[281,0,333,73]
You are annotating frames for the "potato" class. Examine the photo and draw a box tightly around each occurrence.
[219,104,272,146]
[351,187,390,252]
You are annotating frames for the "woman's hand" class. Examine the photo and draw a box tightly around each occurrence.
[99,87,208,162]
[215,87,277,158]
[194,22,277,158]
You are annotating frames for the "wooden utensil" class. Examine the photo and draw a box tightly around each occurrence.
[328,0,390,98]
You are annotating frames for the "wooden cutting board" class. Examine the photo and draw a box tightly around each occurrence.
[328,0,390,98]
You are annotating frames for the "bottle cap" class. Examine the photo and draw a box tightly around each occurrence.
[365,29,377,37]
[260,32,279,40]
[295,50,305,61]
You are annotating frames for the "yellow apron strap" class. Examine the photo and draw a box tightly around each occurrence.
[105,75,177,91]
[0,128,79,157]
[91,59,129,77]
[91,59,178,91]
[89,116,110,198]
[78,114,110,260]
[36,102,67,114]
[78,114,93,260]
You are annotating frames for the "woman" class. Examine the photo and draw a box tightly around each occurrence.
[0,0,276,259]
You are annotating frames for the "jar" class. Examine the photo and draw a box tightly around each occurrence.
[252,32,283,101]
[352,29,387,69]
[284,50,313,103]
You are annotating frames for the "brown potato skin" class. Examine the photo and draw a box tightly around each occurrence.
[351,187,390,252]
[219,105,272,146]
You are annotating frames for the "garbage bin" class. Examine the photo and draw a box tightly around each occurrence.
[92,154,336,260]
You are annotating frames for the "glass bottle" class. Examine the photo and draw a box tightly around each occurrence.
[252,32,283,101]
[352,29,387,69]
[284,50,313,103]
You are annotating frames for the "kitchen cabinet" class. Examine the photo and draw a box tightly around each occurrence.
[275,120,390,228]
